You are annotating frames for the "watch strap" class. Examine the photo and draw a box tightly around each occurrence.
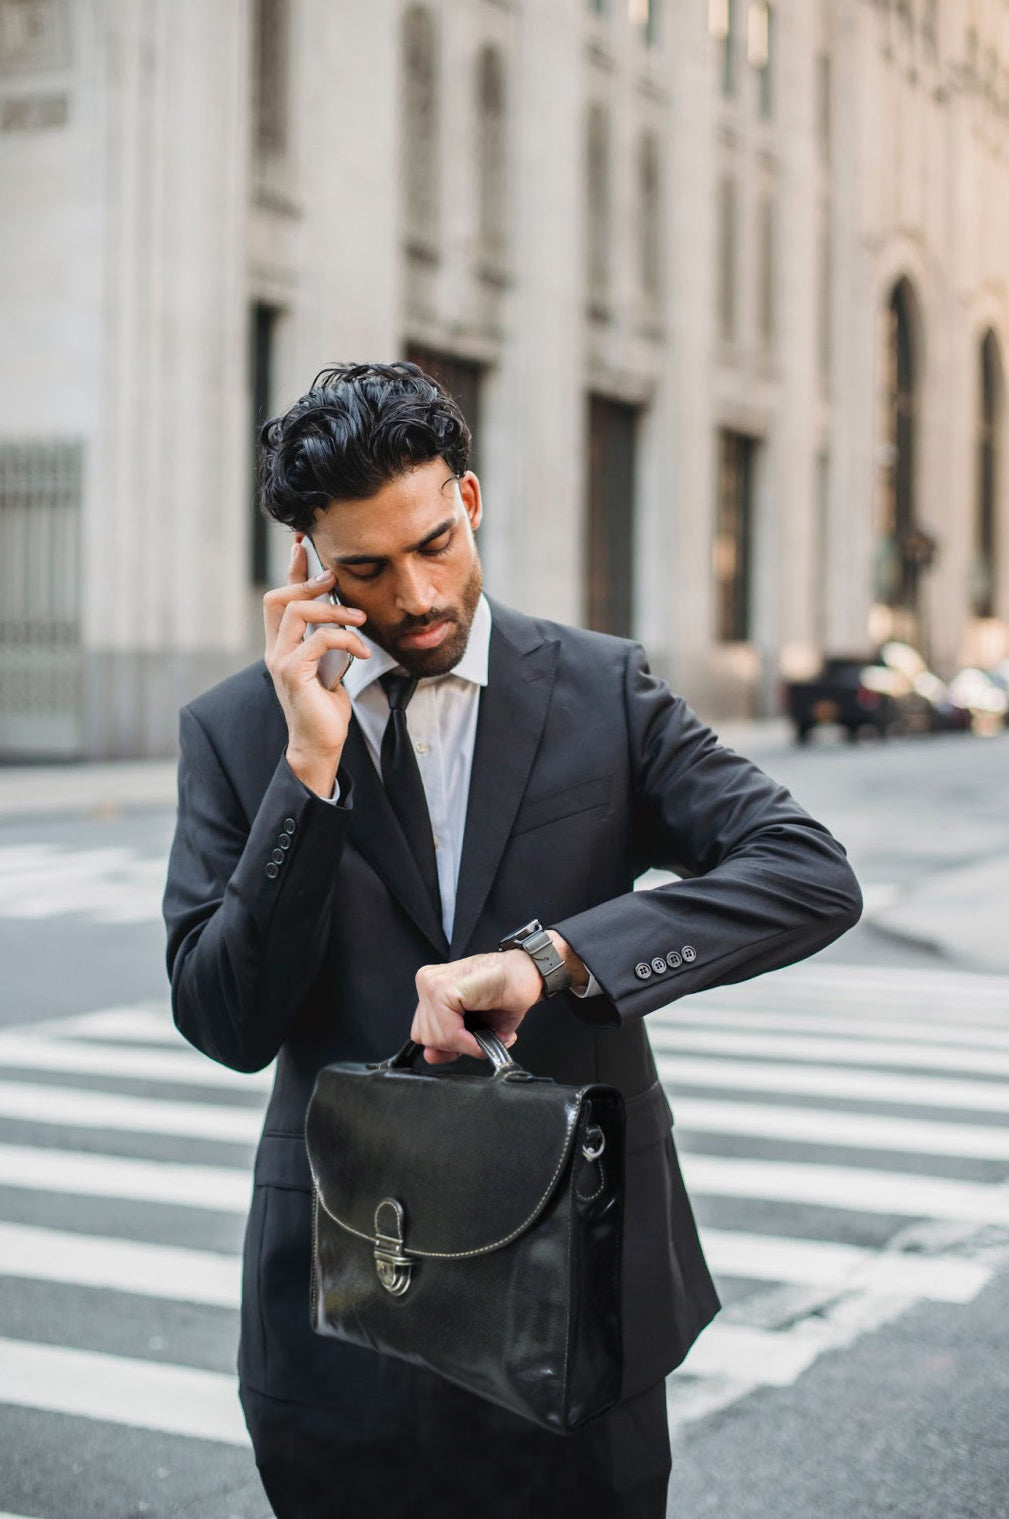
[499,918,572,998]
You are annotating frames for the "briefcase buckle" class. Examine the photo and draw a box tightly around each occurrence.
[374,1199,413,1296]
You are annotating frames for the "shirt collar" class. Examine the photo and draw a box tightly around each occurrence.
[343,593,491,700]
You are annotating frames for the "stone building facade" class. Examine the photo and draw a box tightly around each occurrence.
[1,0,1007,756]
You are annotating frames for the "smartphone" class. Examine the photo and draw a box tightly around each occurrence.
[301,535,356,690]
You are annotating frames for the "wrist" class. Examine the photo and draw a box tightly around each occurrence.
[285,745,341,799]
[546,931,590,994]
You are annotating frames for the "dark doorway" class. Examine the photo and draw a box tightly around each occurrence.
[714,429,757,642]
[249,302,281,585]
[877,278,924,611]
[404,347,483,475]
[973,329,1002,617]
[585,396,638,638]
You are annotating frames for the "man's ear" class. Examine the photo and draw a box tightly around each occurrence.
[458,471,482,534]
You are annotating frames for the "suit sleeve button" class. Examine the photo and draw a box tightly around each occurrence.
[283,817,297,835]
[271,847,285,865]
[278,834,291,850]
[682,945,696,963]
[666,950,682,969]
[265,861,280,879]
[634,962,652,981]
[651,957,667,974]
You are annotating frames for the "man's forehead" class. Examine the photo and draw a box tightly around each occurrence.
[314,472,461,558]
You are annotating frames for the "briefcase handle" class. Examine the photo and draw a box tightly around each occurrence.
[379,1026,529,1078]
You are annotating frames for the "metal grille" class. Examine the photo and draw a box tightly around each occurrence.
[0,438,83,753]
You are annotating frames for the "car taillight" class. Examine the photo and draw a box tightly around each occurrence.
[857,687,880,709]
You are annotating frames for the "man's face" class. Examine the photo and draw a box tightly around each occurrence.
[305,459,484,678]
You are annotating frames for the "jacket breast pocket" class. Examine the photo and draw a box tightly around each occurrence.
[511,774,613,837]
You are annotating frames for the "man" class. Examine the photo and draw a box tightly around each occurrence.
[163,362,862,1519]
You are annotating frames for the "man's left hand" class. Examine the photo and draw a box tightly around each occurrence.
[411,950,545,1064]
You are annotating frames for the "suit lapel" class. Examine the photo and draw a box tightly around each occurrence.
[449,608,559,958]
[341,717,449,956]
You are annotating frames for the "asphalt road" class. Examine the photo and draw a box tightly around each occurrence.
[0,725,1006,1519]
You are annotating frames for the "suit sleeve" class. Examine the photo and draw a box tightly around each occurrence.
[162,704,353,1071]
[552,644,863,1027]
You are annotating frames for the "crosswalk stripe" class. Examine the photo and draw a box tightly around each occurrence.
[700,1228,990,1302]
[681,1152,1009,1223]
[657,1006,1009,1053]
[651,1026,1009,1078]
[672,1096,1009,1160]
[0,1079,262,1143]
[31,1008,185,1046]
[0,1222,241,1307]
[656,1053,1009,1113]
[0,1143,250,1212]
[0,1034,272,1092]
[678,964,1009,1017]
[677,1320,843,1387]
[0,1337,248,1446]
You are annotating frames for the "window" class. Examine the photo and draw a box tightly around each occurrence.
[638,132,662,304]
[476,46,507,261]
[922,0,938,57]
[404,348,483,477]
[875,279,923,611]
[402,6,439,252]
[813,451,830,649]
[717,177,738,343]
[629,0,658,46]
[251,0,290,158]
[817,214,832,385]
[816,52,832,159]
[714,430,757,642]
[757,194,776,352]
[748,2,774,117]
[585,398,638,638]
[710,0,739,97]
[586,103,611,312]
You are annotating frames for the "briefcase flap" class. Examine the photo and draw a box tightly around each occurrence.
[306,1061,607,1258]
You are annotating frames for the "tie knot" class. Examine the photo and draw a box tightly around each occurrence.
[380,670,419,712]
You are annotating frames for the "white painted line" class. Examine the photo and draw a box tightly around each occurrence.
[679,1321,827,1387]
[701,1227,991,1303]
[0,1222,241,1308]
[0,1080,263,1144]
[0,1034,272,1092]
[672,1096,1009,1161]
[0,1143,251,1213]
[651,1026,1009,1079]
[0,1336,248,1446]
[657,1054,1009,1114]
[678,965,1009,1021]
[35,1007,184,1046]
[654,1005,1009,1053]
[681,1152,1009,1225]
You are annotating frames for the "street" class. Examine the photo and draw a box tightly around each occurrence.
[0,726,1007,1519]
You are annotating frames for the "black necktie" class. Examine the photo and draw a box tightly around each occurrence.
[379,671,442,921]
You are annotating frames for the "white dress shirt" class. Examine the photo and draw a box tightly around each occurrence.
[330,594,599,997]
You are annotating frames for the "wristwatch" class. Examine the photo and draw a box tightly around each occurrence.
[498,918,572,998]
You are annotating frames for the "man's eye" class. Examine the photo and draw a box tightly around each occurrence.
[344,564,384,582]
[421,535,452,557]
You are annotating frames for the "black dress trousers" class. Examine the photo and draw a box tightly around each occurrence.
[240,1354,671,1519]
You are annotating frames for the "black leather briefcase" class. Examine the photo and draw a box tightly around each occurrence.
[304,1029,625,1433]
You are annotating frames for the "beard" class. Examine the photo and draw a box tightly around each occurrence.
[361,555,484,678]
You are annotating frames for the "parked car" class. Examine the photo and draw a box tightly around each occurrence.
[784,643,971,744]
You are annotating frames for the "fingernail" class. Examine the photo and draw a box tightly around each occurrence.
[309,570,332,583]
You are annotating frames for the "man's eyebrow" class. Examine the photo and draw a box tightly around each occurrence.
[333,514,457,567]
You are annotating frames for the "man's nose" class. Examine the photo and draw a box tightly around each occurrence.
[393,560,437,616]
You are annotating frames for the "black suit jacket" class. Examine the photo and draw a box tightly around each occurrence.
[163,600,862,1407]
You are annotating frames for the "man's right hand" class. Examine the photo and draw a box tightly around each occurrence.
[263,537,371,798]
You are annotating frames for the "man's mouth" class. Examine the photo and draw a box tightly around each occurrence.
[396,618,453,650]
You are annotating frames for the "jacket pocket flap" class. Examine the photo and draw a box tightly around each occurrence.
[512,774,613,836]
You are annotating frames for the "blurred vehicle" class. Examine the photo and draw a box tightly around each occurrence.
[784,642,972,744]
[947,666,1009,734]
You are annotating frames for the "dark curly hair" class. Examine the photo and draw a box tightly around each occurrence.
[257,361,472,532]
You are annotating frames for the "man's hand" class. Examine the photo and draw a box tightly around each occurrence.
[263,537,371,797]
[411,950,545,1064]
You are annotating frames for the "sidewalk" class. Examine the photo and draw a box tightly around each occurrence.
[866,851,1009,976]
[0,760,178,821]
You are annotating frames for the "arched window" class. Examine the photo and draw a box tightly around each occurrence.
[638,132,661,305]
[401,6,439,252]
[586,103,611,312]
[972,330,1002,617]
[875,278,925,611]
[476,46,507,261]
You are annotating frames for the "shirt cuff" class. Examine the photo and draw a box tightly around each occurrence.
[318,778,342,806]
[572,969,603,1000]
